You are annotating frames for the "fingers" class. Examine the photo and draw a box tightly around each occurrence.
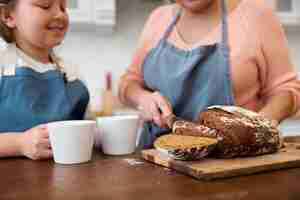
[35,139,52,160]
[40,138,52,149]
[154,93,173,128]
[37,125,49,138]
[39,149,53,159]
[39,130,49,139]
[29,124,49,138]
[38,124,48,130]
[151,106,163,127]
[42,133,49,140]
[156,95,173,117]
[137,91,174,128]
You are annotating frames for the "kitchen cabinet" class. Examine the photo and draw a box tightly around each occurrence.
[94,0,116,28]
[67,0,116,32]
[266,0,300,26]
[67,0,91,24]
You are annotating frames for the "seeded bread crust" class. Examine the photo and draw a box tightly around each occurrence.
[172,106,282,158]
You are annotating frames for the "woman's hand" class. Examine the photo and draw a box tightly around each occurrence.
[259,92,295,125]
[19,125,53,160]
[137,91,173,128]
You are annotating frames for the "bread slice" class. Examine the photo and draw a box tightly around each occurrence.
[154,134,218,161]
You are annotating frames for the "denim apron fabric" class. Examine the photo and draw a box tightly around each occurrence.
[140,0,235,148]
[0,59,89,132]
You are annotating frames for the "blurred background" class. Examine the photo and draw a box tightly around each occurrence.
[1,0,299,135]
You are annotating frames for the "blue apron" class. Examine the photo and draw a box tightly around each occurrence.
[140,0,235,148]
[0,60,89,132]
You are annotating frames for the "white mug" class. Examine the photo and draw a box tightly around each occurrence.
[48,120,96,164]
[96,115,139,155]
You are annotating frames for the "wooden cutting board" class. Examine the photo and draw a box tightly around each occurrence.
[141,143,300,181]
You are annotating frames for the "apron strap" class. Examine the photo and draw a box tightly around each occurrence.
[162,1,230,51]
[220,0,234,104]
[220,0,230,55]
[161,8,182,40]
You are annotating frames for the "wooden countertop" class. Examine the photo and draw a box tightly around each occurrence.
[0,143,300,200]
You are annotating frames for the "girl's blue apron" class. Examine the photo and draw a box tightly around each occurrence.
[140,0,235,148]
[0,58,89,132]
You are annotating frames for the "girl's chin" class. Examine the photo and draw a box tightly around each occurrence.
[37,41,63,51]
[45,37,65,48]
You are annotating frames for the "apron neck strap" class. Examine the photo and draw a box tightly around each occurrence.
[220,0,229,48]
[220,0,231,67]
[161,8,181,40]
[162,0,229,48]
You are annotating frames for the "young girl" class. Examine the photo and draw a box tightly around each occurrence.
[0,0,89,160]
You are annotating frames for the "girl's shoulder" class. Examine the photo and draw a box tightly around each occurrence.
[54,55,81,82]
[0,44,81,83]
[0,43,18,67]
[54,55,89,84]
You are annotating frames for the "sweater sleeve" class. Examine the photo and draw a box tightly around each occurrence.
[258,6,300,112]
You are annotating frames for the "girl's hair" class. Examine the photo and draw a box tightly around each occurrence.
[0,0,17,43]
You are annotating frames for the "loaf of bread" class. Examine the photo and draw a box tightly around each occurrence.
[172,106,282,158]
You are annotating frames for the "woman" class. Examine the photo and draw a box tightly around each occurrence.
[119,0,300,148]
